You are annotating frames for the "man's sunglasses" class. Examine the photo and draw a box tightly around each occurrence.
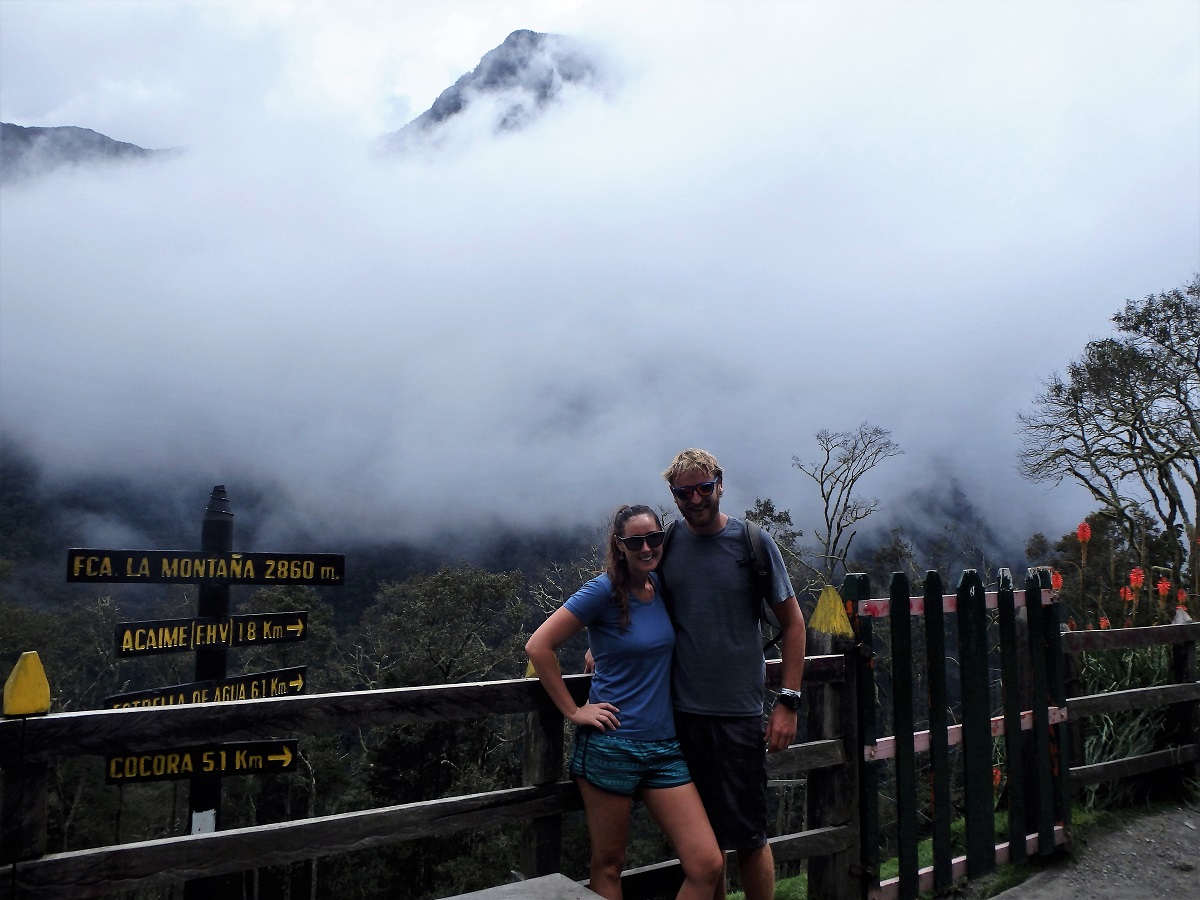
[670,479,720,502]
[616,530,667,551]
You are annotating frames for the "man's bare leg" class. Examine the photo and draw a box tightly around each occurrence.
[736,843,774,900]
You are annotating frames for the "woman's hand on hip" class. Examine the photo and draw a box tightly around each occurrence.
[570,701,620,730]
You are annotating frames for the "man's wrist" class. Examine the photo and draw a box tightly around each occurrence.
[774,688,802,711]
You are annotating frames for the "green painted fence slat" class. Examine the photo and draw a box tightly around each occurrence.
[922,570,953,891]
[996,568,1027,866]
[888,572,918,900]
[847,572,879,894]
[1043,576,1072,844]
[1025,570,1056,854]
[956,569,995,878]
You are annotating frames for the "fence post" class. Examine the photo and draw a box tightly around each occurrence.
[804,584,861,900]
[849,572,877,896]
[921,571,953,892]
[520,683,566,878]
[1024,569,1057,856]
[955,569,995,878]
[1,651,51,870]
[1169,613,1198,785]
[1042,577,1071,843]
[995,569,1027,866]
[887,572,919,900]
[185,486,236,900]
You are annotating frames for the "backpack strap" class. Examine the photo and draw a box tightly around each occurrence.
[740,521,783,652]
[740,520,771,599]
[657,520,678,618]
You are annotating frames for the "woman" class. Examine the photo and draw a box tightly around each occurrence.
[525,505,723,900]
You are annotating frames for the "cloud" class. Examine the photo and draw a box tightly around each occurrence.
[1,0,1197,557]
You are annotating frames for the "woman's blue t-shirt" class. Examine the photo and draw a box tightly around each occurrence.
[564,573,676,741]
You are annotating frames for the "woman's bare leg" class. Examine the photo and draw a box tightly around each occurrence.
[643,784,725,900]
[578,779,634,899]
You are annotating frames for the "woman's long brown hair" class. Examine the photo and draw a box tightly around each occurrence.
[604,504,661,627]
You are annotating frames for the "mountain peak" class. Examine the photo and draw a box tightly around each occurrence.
[380,29,606,152]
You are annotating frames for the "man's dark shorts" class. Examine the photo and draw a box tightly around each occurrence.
[674,711,769,850]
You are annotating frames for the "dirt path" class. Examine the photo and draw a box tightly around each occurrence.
[973,804,1199,899]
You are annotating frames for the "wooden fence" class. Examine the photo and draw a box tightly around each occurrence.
[0,654,850,900]
[849,567,1199,900]
[3,568,1198,900]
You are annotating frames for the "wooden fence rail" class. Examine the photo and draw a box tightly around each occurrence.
[1062,622,1200,788]
[2,656,849,900]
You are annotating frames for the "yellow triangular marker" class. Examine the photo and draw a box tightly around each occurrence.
[4,651,51,716]
[809,585,854,638]
[524,655,562,679]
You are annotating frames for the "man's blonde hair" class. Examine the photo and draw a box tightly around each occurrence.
[662,448,723,485]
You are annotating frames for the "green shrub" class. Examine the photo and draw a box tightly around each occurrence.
[1077,645,1170,810]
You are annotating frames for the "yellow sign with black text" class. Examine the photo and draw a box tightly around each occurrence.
[105,666,307,708]
[114,612,307,656]
[67,549,344,585]
[105,740,298,783]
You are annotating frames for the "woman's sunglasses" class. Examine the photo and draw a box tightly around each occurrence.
[670,479,719,502]
[616,530,666,551]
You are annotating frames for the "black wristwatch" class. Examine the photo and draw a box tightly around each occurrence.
[775,688,802,711]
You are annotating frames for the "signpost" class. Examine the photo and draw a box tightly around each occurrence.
[66,485,343,900]
[105,740,299,784]
[113,613,308,656]
[67,550,344,585]
[105,666,308,708]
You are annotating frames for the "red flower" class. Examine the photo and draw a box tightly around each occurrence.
[1119,586,1133,603]
[1051,570,1064,591]
[1129,567,1145,589]
[1179,588,1188,607]
[992,766,1002,790]
[1099,616,1111,629]
[1076,522,1091,543]
[1156,577,1170,598]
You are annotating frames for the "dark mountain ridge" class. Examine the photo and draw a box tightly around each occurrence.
[0,122,178,184]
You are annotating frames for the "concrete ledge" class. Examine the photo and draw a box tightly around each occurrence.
[441,873,592,900]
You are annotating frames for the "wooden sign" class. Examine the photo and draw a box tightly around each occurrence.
[105,666,307,708]
[67,549,344,585]
[115,612,308,657]
[105,740,298,784]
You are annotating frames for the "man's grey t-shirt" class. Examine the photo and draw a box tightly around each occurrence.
[660,517,795,717]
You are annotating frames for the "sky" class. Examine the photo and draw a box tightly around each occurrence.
[1,0,1198,560]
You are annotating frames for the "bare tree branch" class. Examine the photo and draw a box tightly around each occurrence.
[794,423,903,583]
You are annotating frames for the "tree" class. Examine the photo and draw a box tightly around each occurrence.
[744,496,818,598]
[793,423,903,583]
[863,527,920,589]
[338,566,529,899]
[351,565,526,689]
[1018,277,1199,605]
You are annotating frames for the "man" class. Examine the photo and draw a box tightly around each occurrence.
[660,448,807,900]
